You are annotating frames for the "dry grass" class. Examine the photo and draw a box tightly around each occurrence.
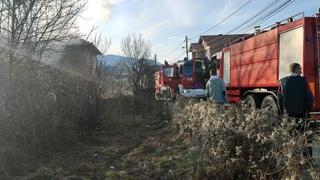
[174,100,320,179]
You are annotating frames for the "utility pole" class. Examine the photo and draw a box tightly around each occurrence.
[154,53,157,65]
[185,35,189,59]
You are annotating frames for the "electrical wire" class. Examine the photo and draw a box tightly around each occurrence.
[189,0,252,40]
[203,0,295,49]
[162,0,252,61]
[237,0,296,34]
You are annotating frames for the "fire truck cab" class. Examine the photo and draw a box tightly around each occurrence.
[178,58,210,98]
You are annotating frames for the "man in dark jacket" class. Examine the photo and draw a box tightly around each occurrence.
[278,63,314,118]
[278,63,315,157]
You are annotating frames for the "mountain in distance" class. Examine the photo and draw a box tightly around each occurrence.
[97,54,162,67]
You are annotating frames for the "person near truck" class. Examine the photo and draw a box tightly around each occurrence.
[277,63,314,157]
[277,63,314,118]
[206,69,228,105]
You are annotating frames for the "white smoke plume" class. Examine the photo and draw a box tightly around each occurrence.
[78,0,129,34]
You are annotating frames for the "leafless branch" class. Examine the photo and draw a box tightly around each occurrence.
[120,33,152,90]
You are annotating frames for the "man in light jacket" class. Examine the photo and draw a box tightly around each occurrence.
[206,69,228,105]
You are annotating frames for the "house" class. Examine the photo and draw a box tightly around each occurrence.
[58,39,102,78]
[189,34,247,59]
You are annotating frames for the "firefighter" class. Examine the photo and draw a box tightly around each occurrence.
[206,68,228,105]
[277,63,314,118]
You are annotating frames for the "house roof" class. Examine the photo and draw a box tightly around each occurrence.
[200,34,248,46]
[64,38,102,55]
[189,34,248,52]
[189,43,204,52]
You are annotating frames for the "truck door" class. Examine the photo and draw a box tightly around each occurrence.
[278,27,303,79]
[223,50,231,84]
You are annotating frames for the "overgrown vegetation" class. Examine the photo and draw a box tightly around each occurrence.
[0,59,98,178]
[0,1,102,178]
[174,100,320,179]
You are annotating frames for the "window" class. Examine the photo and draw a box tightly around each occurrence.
[163,67,174,77]
[183,63,193,77]
[195,61,205,74]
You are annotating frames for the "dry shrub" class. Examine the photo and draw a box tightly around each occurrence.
[98,91,163,126]
[0,60,98,176]
[174,100,320,179]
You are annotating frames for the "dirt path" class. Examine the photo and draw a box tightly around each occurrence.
[15,104,190,180]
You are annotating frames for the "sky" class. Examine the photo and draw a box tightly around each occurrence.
[77,0,320,63]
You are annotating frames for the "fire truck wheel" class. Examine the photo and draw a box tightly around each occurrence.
[244,95,256,109]
[261,95,279,114]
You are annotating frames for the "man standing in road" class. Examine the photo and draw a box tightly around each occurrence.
[206,69,228,105]
[278,63,314,118]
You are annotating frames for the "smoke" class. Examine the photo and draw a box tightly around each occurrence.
[78,0,129,34]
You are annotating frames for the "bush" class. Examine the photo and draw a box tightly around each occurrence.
[0,60,98,173]
[174,101,320,179]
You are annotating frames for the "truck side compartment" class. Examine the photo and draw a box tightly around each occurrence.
[220,15,320,115]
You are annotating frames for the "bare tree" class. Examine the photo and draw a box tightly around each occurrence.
[0,0,86,78]
[86,27,112,55]
[120,33,152,91]
[82,27,113,100]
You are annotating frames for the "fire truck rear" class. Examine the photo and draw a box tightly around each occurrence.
[154,64,180,100]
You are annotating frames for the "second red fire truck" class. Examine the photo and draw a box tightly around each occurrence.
[154,58,210,100]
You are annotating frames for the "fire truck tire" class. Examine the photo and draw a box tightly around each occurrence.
[244,94,256,108]
[261,95,279,114]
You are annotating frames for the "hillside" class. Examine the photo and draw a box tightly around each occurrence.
[97,54,161,67]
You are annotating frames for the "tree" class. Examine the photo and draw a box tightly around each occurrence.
[120,33,152,91]
[0,0,88,149]
[86,27,112,55]
[0,0,86,79]
[85,27,112,99]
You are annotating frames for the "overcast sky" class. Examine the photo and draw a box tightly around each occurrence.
[77,0,320,63]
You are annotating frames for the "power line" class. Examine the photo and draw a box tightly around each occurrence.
[203,0,295,48]
[237,0,296,33]
[162,41,185,61]
[190,0,252,40]
[231,0,279,33]
[181,0,295,61]
[162,0,252,61]
[163,0,296,62]
[175,51,186,61]
[251,0,296,28]
[226,0,293,34]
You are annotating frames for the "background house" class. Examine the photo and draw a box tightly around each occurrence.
[57,39,102,78]
[189,34,248,59]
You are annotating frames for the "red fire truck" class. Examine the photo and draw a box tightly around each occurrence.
[178,58,210,98]
[219,12,320,115]
[154,58,211,100]
[154,63,180,100]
